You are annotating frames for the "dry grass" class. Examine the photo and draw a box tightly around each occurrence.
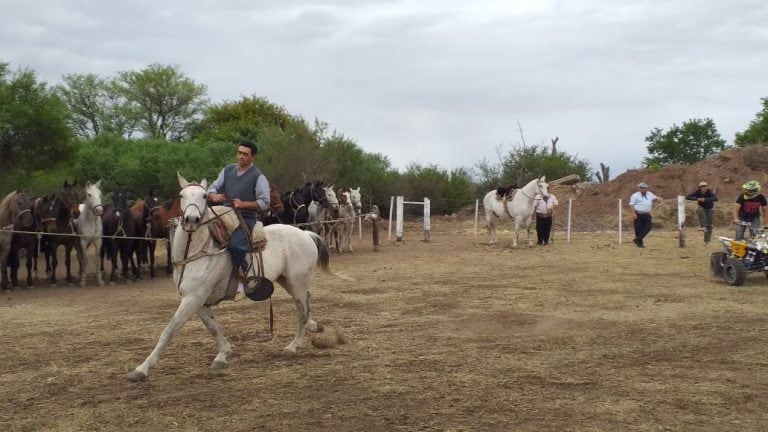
[2,220,768,431]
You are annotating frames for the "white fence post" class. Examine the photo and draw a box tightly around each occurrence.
[396,195,404,242]
[567,197,572,243]
[388,196,394,241]
[677,195,686,248]
[618,198,623,244]
[423,197,431,242]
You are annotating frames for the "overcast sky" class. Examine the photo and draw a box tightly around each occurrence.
[2,0,767,178]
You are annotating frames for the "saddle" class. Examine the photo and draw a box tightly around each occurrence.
[208,206,273,301]
[495,186,518,201]
[208,206,267,251]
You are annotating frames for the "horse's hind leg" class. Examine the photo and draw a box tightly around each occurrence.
[197,306,232,370]
[280,276,311,354]
[128,296,205,382]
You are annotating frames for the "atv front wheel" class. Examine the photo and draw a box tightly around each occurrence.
[723,257,747,286]
[710,252,727,278]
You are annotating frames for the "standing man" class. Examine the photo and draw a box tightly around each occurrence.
[732,180,767,241]
[207,140,271,301]
[686,181,718,244]
[629,182,662,248]
[533,192,558,246]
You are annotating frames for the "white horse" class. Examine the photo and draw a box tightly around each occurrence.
[319,185,339,249]
[483,176,549,247]
[74,180,104,286]
[336,189,355,253]
[128,174,345,382]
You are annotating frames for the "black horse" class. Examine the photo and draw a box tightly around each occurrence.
[41,181,81,285]
[263,187,310,227]
[3,192,35,289]
[101,187,139,282]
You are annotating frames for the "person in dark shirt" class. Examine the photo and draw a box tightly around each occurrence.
[732,180,767,241]
[686,181,718,244]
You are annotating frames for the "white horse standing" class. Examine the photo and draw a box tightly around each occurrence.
[128,174,345,382]
[74,180,104,286]
[483,176,549,247]
[336,189,355,253]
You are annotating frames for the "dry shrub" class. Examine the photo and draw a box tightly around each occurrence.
[741,144,768,171]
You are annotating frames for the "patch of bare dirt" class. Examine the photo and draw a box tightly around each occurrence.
[2,220,768,431]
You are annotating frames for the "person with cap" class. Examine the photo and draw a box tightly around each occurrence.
[732,180,767,241]
[686,181,718,244]
[628,182,662,248]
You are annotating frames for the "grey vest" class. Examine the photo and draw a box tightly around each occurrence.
[223,164,262,219]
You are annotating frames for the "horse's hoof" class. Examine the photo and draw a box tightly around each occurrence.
[283,346,298,355]
[210,360,227,370]
[127,370,147,382]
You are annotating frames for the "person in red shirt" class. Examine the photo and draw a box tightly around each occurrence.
[732,180,767,241]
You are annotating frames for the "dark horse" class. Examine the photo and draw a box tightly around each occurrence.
[41,181,81,285]
[146,195,181,276]
[7,195,55,288]
[130,190,164,278]
[101,187,139,282]
[263,186,310,227]
[1,191,35,290]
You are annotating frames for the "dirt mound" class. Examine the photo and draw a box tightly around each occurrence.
[558,147,768,230]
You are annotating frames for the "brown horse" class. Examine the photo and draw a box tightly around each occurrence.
[147,195,181,275]
[0,191,35,290]
[7,195,55,288]
[130,190,164,278]
[40,181,82,285]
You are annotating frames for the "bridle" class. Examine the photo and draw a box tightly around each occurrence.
[311,184,329,207]
[179,184,211,233]
[518,180,547,200]
[287,191,307,224]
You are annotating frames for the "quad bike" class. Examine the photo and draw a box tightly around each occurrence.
[710,224,768,286]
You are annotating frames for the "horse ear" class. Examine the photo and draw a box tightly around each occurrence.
[200,179,208,189]
[177,172,190,189]
[540,175,546,182]
[95,179,102,188]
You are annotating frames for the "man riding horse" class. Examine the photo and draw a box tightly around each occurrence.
[206,140,273,301]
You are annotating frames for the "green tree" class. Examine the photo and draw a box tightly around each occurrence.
[0,62,74,172]
[194,95,298,143]
[644,118,727,166]
[500,144,591,186]
[735,97,768,147]
[114,64,208,140]
[55,73,136,138]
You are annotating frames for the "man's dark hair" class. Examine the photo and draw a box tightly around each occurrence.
[238,140,258,156]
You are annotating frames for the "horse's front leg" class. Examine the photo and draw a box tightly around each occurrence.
[25,252,33,287]
[49,243,59,285]
[197,306,232,370]
[127,296,206,382]
[64,244,74,284]
[148,241,156,278]
[93,240,104,286]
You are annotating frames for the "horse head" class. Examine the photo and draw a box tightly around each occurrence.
[338,189,351,206]
[308,181,330,209]
[350,187,362,214]
[269,186,285,215]
[34,195,58,232]
[111,187,131,223]
[84,180,104,217]
[61,180,81,219]
[177,173,208,232]
[143,189,162,224]
[11,191,34,229]
[536,175,550,199]
[324,185,339,210]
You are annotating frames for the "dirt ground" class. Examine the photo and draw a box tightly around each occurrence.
[2,219,768,432]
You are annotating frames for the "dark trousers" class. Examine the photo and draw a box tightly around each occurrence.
[229,216,256,271]
[697,207,714,243]
[634,213,652,245]
[536,214,553,245]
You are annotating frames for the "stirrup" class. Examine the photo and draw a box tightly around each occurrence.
[240,274,274,301]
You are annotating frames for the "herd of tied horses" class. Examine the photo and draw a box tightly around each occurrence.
[0,180,364,291]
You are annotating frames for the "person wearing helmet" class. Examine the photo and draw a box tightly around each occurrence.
[732,180,767,240]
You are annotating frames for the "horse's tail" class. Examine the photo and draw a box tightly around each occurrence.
[308,231,355,282]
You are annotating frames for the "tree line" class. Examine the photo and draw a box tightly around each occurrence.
[2,60,767,213]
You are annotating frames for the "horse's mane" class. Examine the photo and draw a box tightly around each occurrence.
[0,191,19,224]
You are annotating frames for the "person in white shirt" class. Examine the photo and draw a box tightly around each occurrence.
[533,193,558,245]
[628,182,663,248]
